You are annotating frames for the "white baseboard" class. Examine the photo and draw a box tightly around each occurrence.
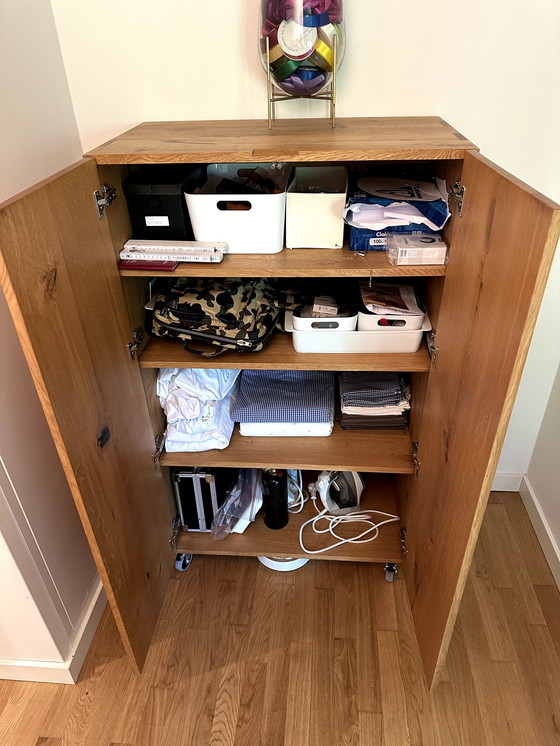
[0,579,106,684]
[519,475,560,590]
[491,472,524,491]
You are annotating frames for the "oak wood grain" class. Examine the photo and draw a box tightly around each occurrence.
[118,246,448,279]
[87,117,478,164]
[0,160,173,673]
[176,474,402,563]
[402,151,560,688]
[0,492,559,746]
[160,424,415,473]
[139,333,432,371]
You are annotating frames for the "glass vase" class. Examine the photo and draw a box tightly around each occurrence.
[259,0,345,97]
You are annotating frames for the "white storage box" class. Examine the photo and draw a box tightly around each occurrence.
[286,167,348,249]
[292,309,358,332]
[184,163,291,254]
[285,311,431,353]
[357,310,425,331]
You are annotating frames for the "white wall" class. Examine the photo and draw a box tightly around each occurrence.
[0,532,62,662]
[0,0,104,680]
[530,363,560,514]
[0,1,83,200]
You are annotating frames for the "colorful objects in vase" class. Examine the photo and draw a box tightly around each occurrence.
[260,0,345,97]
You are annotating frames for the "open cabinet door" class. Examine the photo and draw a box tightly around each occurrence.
[0,160,173,672]
[403,151,560,688]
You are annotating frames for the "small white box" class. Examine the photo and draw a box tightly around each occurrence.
[387,234,448,265]
[357,310,425,331]
[285,311,431,354]
[286,167,348,249]
[184,163,290,254]
[292,310,358,332]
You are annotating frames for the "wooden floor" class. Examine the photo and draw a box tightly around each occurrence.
[1,491,560,746]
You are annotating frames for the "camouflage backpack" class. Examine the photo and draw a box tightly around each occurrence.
[152,277,295,357]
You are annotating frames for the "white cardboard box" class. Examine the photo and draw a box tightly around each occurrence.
[286,167,347,249]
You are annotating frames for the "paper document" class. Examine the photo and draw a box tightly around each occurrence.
[360,282,424,317]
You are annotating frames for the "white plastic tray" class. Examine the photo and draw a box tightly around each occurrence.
[285,312,431,353]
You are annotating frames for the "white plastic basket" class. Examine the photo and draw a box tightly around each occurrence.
[184,163,290,254]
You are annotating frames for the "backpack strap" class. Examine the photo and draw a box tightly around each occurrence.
[182,340,232,358]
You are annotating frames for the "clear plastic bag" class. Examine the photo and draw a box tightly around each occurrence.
[211,469,263,540]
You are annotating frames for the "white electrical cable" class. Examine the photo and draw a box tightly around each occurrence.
[288,469,308,513]
[299,487,400,555]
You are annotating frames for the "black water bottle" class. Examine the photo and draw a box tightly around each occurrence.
[262,469,288,530]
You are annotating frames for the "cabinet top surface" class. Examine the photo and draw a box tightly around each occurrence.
[87,116,478,164]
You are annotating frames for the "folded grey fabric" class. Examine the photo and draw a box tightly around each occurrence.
[232,370,336,423]
[340,372,405,408]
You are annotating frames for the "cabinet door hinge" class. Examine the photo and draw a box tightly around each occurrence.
[93,183,118,219]
[170,516,181,552]
[427,330,440,368]
[400,527,408,558]
[152,432,165,469]
[127,328,145,363]
[412,442,421,477]
[449,180,466,217]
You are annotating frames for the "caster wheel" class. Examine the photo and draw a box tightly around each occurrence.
[175,553,193,572]
[384,563,397,583]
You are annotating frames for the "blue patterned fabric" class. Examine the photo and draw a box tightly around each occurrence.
[232,370,336,423]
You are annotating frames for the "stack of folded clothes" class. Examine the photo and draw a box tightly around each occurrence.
[339,372,410,429]
[157,368,240,451]
[232,370,336,437]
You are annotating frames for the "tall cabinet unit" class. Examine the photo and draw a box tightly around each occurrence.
[0,118,558,688]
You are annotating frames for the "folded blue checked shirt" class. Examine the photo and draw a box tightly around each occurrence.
[232,370,336,424]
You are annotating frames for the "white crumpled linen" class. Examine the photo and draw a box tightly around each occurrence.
[157,368,240,452]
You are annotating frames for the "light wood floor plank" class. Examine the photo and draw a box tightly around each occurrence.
[377,630,411,746]
[394,579,443,746]
[490,491,554,587]
[432,621,489,746]
[0,491,559,745]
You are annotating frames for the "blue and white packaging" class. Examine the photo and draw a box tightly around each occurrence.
[344,177,450,252]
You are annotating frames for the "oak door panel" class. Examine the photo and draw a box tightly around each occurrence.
[0,160,173,671]
[403,151,560,688]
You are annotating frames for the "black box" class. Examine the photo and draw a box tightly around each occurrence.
[123,165,201,240]
[172,467,239,532]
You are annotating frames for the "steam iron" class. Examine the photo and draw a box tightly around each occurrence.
[315,471,364,515]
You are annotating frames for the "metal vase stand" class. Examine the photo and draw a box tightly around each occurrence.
[266,34,338,129]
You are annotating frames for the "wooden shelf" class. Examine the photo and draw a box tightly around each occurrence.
[160,424,414,474]
[87,117,477,164]
[139,333,432,371]
[119,246,448,278]
[175,473,402,563]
